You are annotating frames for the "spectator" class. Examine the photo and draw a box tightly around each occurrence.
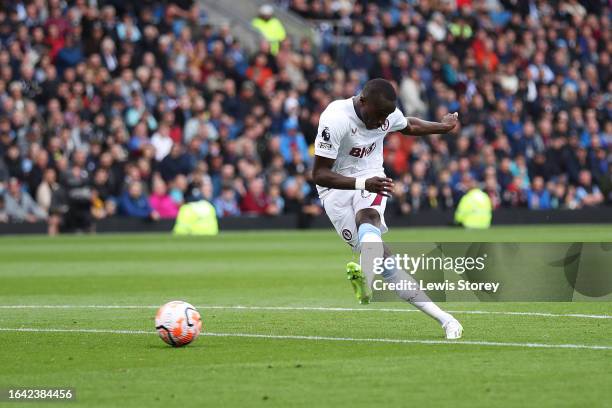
[56,34,84,73]
[149,178,179,219]
[267,184,284,215]
[36,167,68,235]
[528,52,555,85]
[118,182,159,220]
[483,176,502,210]
[214,184,241,218]
[4,145,24,181]
[251,4,286,55]
[406,182,424,213]
[279,118,309,165]
[159,145,192,182]
[4,178,47,223]
[281,175,321,225]
[282,177,305,214]
[246,53,274,89]
[169,174,188,207]
[497,158,514,192]
[128,121,151,153]
[550,182,567,209]
[63,164,93,231]
[526,176,552,210]
[565,186,580,210]
[439,184,455,211]
[399,69,427,117]
[116,15,141,43]
[576,170,604,207]
[91,168,117,218]
[199,178,215,203]
[240,178,269,215]
[424,185,440,211]
[150,123,174,161]
[502,176,526,208]
[100,37,118,73]
[183,97,218,143]
[27,150,49,195]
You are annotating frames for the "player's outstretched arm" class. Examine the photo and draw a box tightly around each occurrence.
[400,112,459,136]
[313,155,394,196]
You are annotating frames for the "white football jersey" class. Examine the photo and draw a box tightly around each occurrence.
[314,97,407,197]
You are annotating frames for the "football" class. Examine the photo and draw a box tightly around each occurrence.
[155,301,202,347]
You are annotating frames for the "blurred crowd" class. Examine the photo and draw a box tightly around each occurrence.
[0,0,610,233]
[287,0,611,214]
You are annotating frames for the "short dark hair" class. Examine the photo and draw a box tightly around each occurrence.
[362,78,396,104]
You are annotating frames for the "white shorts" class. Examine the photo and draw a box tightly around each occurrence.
[321,189,388,250]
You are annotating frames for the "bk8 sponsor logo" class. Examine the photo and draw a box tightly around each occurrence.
[349,142,376,158]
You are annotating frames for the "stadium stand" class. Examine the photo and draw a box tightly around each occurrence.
[0,0,610,234]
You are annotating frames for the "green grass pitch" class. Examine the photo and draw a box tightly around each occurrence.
[0,225,611,407]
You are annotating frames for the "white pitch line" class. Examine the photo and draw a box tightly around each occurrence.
[0,327,152,335]
[0,305,611,319]
[0,327,610,351]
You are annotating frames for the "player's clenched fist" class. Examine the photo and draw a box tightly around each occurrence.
[441,112,459,131]
[365,177,394,196]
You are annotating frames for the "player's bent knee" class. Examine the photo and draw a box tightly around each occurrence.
[355,208,381,228]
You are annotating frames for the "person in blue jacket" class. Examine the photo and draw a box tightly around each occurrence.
[279,117,310,165]
[118,182,159,219]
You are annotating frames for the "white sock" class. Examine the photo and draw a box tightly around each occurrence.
[381,266,453,326]
[413,301,454,326]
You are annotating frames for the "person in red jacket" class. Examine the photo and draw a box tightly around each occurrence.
[240,178,270,215]
[245,53,273,88]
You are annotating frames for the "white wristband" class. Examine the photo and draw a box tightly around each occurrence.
[355,177,367,190]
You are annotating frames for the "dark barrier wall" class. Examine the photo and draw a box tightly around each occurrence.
[1,208,612,235]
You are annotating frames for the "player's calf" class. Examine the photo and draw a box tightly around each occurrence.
[354,217,464,339]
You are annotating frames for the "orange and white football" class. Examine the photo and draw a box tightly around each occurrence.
[155,301,202,347]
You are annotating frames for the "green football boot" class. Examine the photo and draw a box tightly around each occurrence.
[346,262,372,304]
